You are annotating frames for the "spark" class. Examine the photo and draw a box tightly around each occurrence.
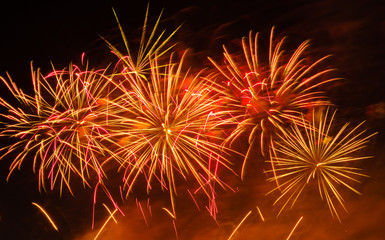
[136,198,149,226]
[92,182,124,229]
[93,204,119,240]
[227,210,252,240]
[187,189,201,211]
[162,207,176,219]
[31,202,58,231]
[268,107,376,221]
[256,206,265,221]
[286,216,303,240]
[173,219,179,240]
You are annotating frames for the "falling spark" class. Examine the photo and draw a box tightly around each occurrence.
[187,189,201,211]
[162,207,176,219]
[256,206,265,221]
[286,216,303,240]
[136,198,149,226]
[227,210,252,240]
[93,204,119,240]
[31,202,58,231]
[173,219,179,240]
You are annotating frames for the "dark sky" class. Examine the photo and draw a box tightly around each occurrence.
[0,0,384,102]
[0,0,384,239]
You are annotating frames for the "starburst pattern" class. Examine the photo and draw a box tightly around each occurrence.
[210,27,340,178]
[105,51,234,215]
[0,62,117,194]
[103,5,180,80]
[268,107,376,221]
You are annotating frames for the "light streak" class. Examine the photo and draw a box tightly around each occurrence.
[162,207,176,219]
[286,216,303,240]
[256,206,265,221]
[93,205,119,240]
[173,219,179,240]
[187,189,201,211]
[227,210,252,240]
[136,198,148,226]
[31,202,58,231]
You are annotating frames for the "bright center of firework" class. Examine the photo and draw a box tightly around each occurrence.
[161,123,172,135]
[316,162,325,167]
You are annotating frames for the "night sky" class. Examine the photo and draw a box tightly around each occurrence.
[0,1,384,239]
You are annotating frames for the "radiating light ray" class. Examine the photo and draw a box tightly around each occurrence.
[209,27,340,178]
[102,4,181,81]
[268,107,376,221]
[32,202,58,231]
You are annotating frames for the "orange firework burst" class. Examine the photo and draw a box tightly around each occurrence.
[268,107,376,221]
[105,50,235,216]
[209,27,340,178]
[0,61,117,194]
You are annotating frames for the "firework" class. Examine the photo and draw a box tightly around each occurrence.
[0,61,118,194]
[268,107,376,221]
[209,27,339,178]
[103,4,180,80]
[105,50,234,216]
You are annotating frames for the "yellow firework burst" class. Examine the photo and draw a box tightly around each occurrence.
[209,27,340,178]
[268,107,376,221]
[103,5,180,80]
[105,51,235,216]
[0,62,117,194]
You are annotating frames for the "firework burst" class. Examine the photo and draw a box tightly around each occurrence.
[105,50,235,216]
[0,61,117,194]
[209,27,340,178]
[103,5,180,80]
[268,107,376,221]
